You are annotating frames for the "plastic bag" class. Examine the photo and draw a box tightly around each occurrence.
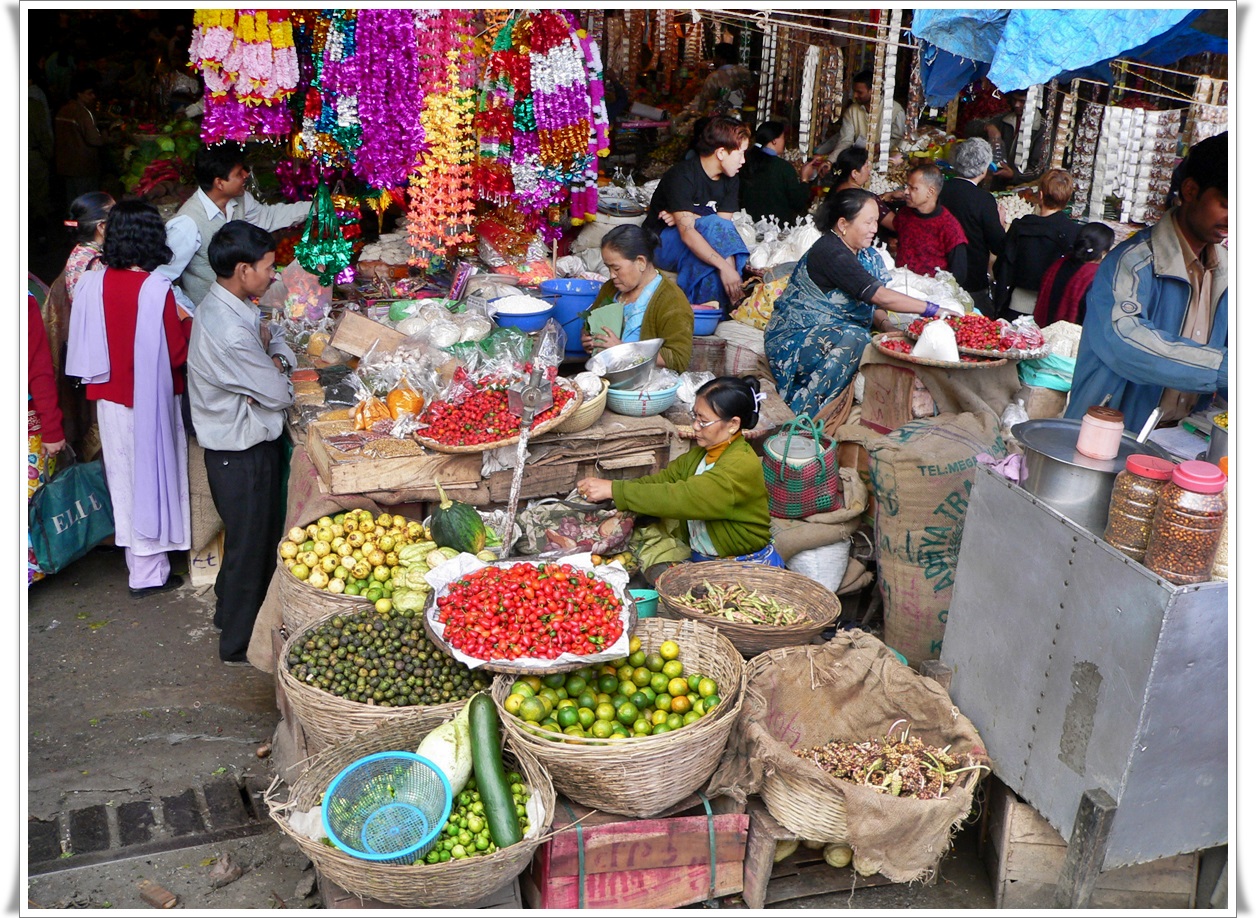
[1000,398,1029,431]
[294,181,352,286]
[912,318,960,362]
[259,261,332,321]
[1018,352,1076,392]
[676,371,715,411]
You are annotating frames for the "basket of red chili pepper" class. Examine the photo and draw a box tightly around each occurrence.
[423,557,637,675]
[412,377,582,454]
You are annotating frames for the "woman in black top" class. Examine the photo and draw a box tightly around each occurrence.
[994,168,1081,319]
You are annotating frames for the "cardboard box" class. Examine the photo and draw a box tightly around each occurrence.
[329,310,408,359]
[983,778,1198,909]
[522,794,748,909]
[189,530,225,589]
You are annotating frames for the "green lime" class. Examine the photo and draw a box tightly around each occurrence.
[616,702,639,726]
[594,702,617,722]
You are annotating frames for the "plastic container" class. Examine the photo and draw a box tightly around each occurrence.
[629,588,659,618]
[539,278,603,358]
[605,382,680,417]
[692,309,722,336]
[1102,455,1175,563]
[491,298,555,333]
[1143,460,1228,585]
[1075,406,1126,460]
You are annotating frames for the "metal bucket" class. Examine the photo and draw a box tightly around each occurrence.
[1011,419,1174,536]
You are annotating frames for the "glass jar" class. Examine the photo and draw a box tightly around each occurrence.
[1103,455,1175,563]
[1144,460,1228,585]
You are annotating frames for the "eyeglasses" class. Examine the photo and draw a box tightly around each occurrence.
[691,414,724,430]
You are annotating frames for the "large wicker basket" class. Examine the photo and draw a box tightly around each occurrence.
[490,617,745,818]
[551,378,608,434]
[277,608,490,750]
[274,558,366,635]
[266,713,555,908]
[655,562,842,656]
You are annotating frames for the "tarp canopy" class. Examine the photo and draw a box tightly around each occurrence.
[910,8,1227,105]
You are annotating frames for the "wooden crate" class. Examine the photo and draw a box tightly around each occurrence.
[522,794,748,909]
[330,310,409,359]
[319,875,521,909]
[982,778,1198,909]
[305,419,482,496]
[739,797,923,909]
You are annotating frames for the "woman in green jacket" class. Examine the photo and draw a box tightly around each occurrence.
[577,376,784,567]
[583,224,693,373]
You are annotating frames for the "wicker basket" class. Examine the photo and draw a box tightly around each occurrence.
[490,618,745,818]
[277,608,490,750]
[413,384,582,453]
[266,714,555,908]
[655,562,842,656]
[551,379,608,434]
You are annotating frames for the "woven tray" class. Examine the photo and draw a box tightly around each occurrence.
[873,333,1008,370]
[903,326,1050,360]
[277,607,491,750]
[412,383,582,454]
[551,379,608,435]
[490,618,745,818]
[655,562,843,656]
[265,715,555,908]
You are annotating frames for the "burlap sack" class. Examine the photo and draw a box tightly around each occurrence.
[706,630,987,883]
[838,414,1005,665]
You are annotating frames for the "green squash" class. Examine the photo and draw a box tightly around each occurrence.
[430,479,487,554]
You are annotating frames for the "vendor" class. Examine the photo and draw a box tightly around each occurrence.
[1066,132,1227,432]
[643,115,751,313]
[765,188,947,419]
[577,376,783,567]
[739,121,822,227]
[828,146,896,231]
[581,225,694,373]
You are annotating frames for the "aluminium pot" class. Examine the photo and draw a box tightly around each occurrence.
[1011,419,1174,537]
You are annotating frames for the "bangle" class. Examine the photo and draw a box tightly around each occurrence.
[922,302,940,318]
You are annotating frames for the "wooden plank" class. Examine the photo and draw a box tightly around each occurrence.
[741,801,790,910]
[305,421,482,496]
[528,860,743,909]
[918,659,952,691]
[764,856,893,904]
[1055,788,1118,908]
[330,310,408,359]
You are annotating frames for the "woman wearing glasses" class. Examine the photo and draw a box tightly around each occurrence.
[577,376,783,567]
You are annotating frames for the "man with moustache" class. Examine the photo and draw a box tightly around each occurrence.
[1067,132,1227,432]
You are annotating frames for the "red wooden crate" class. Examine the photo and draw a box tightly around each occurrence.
[522,794,748,909]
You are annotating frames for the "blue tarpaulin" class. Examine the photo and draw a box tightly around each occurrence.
[910,8,1226,101]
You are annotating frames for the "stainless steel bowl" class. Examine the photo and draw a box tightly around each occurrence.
[585,338,664,390]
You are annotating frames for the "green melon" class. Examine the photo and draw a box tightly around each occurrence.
[430,479,487,554]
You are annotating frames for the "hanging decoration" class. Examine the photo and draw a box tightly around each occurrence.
[292,10,361,166]
[295,180,353,286]
[189,9,298,143]
[348,9,426,189]
[406,10,478,269]
[475,10,609,241]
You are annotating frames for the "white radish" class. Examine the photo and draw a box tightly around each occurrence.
[416,702,474,795]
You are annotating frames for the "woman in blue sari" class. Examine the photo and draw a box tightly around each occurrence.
[765,188,945,419]
[644,116,751,313]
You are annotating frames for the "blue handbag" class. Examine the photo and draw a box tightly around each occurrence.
[28,448,115,574]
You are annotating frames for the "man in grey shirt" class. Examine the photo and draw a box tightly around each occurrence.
[188,221,295,665]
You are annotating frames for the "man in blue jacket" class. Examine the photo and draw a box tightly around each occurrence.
[1067,132,1227,432]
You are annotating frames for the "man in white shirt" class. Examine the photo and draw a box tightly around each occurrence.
[162,142,310,312]
[814,70,906,161]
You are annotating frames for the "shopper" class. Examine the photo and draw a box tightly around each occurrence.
[893,163,968,279]
[1067,132,1227,432]
[577,376,783,567]
[27,293,67,586]
[64,200,191,597]
[54,70,105,208]
[187,221,295,666]
[581,225,694,373]
[994,168,1081,319]
[1033,223,1116,327]
[644,116,751,312]
[938,138,1006,316]
[764,188,945,419]
[739,121,821,227]
[164,142,311,309]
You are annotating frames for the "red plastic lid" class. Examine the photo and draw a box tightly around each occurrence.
[1125,455,1175,480]
[1171,459,1227,493]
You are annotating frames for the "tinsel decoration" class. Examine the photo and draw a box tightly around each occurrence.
[294,181,353,286]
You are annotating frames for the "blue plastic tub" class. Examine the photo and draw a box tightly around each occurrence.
[693,309,722,337]
[630,588,659,618]
[539,278,603,358]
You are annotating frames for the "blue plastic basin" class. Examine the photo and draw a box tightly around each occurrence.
[693,309,722,337]
[539,278,603,358]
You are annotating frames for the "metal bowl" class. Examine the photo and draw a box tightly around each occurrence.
[585,338,664,390]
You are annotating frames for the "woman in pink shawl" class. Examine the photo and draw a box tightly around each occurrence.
[65,200,191,596]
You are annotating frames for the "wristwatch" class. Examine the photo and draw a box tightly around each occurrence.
[274,353,291,374]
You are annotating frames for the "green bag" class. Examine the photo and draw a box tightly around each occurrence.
[1017,352,1076,392]
[28,449,115,574]
[294,181,352,287]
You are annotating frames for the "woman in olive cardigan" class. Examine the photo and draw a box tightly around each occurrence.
[578,376,784,567]
[582,224,694,373]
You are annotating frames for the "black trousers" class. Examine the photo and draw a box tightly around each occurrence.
[205,438,283,662]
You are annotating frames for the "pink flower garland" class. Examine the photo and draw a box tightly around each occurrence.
[189,9,295,144]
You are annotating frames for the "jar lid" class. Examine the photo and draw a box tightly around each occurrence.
[1085,406,1125,424]
[1125,454,1175,480]
[1171,459,1227,493]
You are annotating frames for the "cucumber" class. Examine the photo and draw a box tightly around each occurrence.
[468,693,522,849]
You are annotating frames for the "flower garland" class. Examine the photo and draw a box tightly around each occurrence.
[348,9,426,189]
[292,10,360,166]
[406,10,478,269]
[475,10,609,240]
[190,9,296,143]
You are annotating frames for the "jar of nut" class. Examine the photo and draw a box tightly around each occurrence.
[1103,455,1175,564]
[1143,460,1228,586]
